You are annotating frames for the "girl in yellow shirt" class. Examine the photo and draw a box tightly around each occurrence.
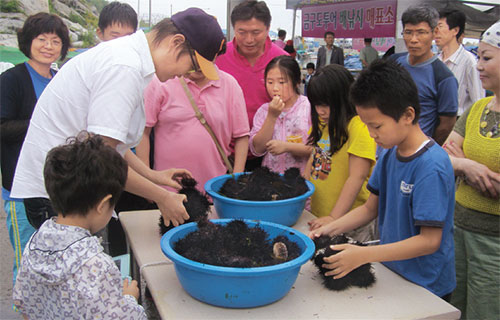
[305,64,377,242]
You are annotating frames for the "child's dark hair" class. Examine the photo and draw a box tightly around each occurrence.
[265,55,301,95]
[44,132,128,216]
[98,1,138,32]
[350,59,420,124]
[17,12,70,60]
[306,62,315,70]
[231,0,271,28]
[307,64,355,156]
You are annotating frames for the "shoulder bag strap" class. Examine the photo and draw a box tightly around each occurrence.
[179,77,233,173]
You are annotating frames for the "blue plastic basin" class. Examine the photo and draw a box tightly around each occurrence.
[204,173,315,226]
[161,219,315,308]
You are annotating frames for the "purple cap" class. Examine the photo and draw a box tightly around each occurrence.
[172,8,225,80]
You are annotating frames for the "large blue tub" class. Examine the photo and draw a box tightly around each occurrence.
[205,173,315,226]
[161,219,315,308]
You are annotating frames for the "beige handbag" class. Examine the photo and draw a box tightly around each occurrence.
[179,77,234,173]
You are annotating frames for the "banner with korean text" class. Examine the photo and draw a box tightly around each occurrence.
[302,0,397,38]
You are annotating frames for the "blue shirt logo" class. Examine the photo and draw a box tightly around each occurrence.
[400,180,414,195]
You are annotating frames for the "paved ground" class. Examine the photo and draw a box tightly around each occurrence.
[0,197,22,319]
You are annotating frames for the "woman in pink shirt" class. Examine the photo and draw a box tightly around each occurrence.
[137,67,249,192]
[250,55,312,173]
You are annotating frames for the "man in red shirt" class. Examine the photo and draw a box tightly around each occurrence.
[216,0,287,170]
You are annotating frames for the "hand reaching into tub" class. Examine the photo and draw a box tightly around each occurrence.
[308,216,334,231]
[308,219,338,240]
[154,169,192,190]
[309,195,379,240]
[321,243,368,279]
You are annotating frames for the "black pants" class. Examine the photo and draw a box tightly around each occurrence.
[24,197,57,229]
[110,191,157,256]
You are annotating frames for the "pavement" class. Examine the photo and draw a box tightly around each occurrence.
[0,196,22,319]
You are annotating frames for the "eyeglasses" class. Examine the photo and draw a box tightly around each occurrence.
[402,29,431,39]
[34,36,62,48]
[187,47,201,74]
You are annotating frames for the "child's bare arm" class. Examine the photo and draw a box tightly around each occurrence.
[252,97,283,154]
[233,136,249,173]
[280,141,313,157]
[330,155,372,220]
[323,226,443,279]
[309,193,378,238]
[309,154,372,230]
[265,140,312,157]
[303,154,313,180]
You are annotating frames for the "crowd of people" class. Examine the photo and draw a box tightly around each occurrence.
[0,1,498,319]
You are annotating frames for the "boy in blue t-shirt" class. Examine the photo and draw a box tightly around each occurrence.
[309,59,456,299]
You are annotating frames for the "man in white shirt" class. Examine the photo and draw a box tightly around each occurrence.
[435,9,484,116]
[11,8,226,229]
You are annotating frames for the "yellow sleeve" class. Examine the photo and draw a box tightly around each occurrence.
[346,116,376,162]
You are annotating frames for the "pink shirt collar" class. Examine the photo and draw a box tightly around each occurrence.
[230,37,275,68]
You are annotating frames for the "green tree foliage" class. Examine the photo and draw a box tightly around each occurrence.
[83,10,98,28]
[69,12,86,26]
[85,0,108,12]
[48,0,56,13]
[1,0,22,13]
[80,30,97,47]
